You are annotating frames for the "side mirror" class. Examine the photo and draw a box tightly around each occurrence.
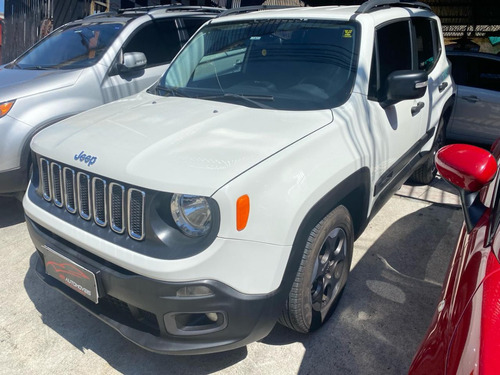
[117,52,147,73]
[381,70,428,107]
[436,144,498,232]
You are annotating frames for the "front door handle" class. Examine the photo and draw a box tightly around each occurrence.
[411,102,425,116]
[462,95,479,103]
[438,82,448,92]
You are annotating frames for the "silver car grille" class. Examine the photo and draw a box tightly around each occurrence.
[39,158,145,241]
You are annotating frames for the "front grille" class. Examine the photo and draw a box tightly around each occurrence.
[39,157,146,241]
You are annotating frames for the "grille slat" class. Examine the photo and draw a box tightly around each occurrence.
[51,163,63,208]
[40,158,51,202]
[77,172,91,221]
[110,183,126,234]
[63,167,77,214]
[39,158,145,241]
[128,189,145,241]
[92,177,107,227]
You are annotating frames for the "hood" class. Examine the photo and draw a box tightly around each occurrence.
[0,66,82,102]
[31,92,333,196]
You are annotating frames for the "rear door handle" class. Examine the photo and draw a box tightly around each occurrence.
[411,102,425,116]
[438,82,448,92]
[462,95,479,103]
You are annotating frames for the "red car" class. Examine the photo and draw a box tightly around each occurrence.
[409,139,500,374]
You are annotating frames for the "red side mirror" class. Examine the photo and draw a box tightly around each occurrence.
[435,144,497,192]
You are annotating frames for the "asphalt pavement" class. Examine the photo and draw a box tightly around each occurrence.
[0,178,463,375]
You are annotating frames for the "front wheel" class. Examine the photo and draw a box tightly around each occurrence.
[279,205,354,333]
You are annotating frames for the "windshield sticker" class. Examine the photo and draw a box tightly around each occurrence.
[343,29,353,38]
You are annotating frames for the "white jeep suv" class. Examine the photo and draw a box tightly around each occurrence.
[23,0,455,355]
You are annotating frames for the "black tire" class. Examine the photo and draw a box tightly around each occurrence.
[279,205,354,333]
[410,117,446,184]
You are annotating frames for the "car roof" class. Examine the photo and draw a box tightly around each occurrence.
[73,5,222,25]
[211,4,435,25]
[213,6,359,23]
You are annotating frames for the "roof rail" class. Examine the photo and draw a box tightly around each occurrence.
[117,5,224,15]
[355,0,431,14]
[217,5,299,18]
[83,11,118,20]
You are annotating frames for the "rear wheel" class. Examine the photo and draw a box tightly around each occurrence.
[279,205,354,333]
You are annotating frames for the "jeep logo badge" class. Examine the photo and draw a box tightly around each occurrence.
[74,151,97,167]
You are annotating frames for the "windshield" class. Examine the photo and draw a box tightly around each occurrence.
[157,19,359,110]
[12,22,124,70]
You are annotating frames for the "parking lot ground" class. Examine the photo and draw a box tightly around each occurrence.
[0,181,463,375]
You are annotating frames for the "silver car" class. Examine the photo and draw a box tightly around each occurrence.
[0,6,221,197]
[446,51,500,146]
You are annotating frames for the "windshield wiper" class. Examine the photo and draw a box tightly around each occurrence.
[7,62,22,69]
[22,65,55,70]
[155,85,190,98]
[199,93,274,109]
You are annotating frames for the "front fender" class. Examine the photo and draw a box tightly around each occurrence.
[212,118,371,247]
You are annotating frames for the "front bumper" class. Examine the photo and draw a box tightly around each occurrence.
[0,115,34,194]
[0,166,29,195]
[26,216,285,355]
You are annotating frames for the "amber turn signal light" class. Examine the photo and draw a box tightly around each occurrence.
[236,195,250,231]
[0,100,15,118]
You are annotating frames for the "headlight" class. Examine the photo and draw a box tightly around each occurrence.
[0,100,15,118]
[171,194,212,237]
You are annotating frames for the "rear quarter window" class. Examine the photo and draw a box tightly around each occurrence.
[413,18,441,72]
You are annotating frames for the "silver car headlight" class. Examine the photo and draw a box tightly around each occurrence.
[171,194,212,237]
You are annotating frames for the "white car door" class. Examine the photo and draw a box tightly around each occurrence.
[367,19,433,197]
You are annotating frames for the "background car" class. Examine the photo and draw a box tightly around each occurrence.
[0,5,221,198]
[409,138,500,374]
[446,51,500,146]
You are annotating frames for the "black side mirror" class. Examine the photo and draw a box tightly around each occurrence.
[381,70,428,107]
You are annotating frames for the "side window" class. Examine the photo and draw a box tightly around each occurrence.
[448,55,468,85]
[182,18,210,42]
[413,18,439,72]
[450,55,500,92]
[123,20,181,68]
[368,21,412,100]
[477,57,500,92]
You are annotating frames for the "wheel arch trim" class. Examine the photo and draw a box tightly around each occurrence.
[276,167,371,299]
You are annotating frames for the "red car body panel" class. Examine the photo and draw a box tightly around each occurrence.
[409,142,500,375]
